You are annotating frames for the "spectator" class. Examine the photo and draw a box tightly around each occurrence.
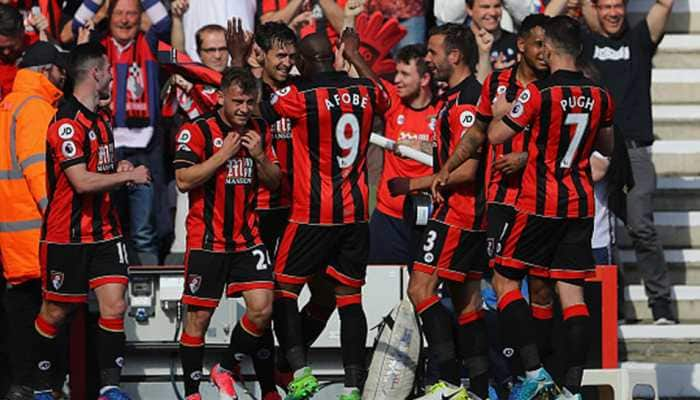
[168,0,225,120]
[466,0,518,82]
[181,0,255,62]
[579,0,676,324]
[74,0,170,264]
[260,0,346,43]
[0,5,25,100]
[0,41,66,400]
[367,0,425,47]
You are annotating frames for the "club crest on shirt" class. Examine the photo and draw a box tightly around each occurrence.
[50,271,64,290]
[396,114,405,125]
[188,274,202,294]
[213,137,223,148]
[88,130,97,141]
[518,89,531,104]
[428,116,437,132]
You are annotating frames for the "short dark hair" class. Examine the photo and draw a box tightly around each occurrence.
[68,42,107,82]
[195,24,226,53]
[0,5,23,37]
[519,13,550,38]
[395,44,430,77]
[465,0,502,8]
[544,16,583,57]
[220,67,259,95]
[255,22,297,52]
[428,23,477,70]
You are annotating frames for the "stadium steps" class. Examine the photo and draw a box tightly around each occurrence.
[654,34,700,68]
[653,177,700,211]
[650,139,700,175]
[624,284,700,321]
[629,0,700,33]
[653,105,700,140]
[616,211,700,248]
[653,69,700,104]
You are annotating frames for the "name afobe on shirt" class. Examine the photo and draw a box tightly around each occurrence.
[324,92,370,110]
[225,157,253,185]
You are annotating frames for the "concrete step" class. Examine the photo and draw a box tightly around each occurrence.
[629,0,700,33]
[617,211,700,248]
[621,249,700,285]
[651,140,700,176]
[620,324,700,363]
[653,69,700,104]
[655,34,700,68]
[624,284,700,321]
[654,177,700,211]
[653,106,700,140]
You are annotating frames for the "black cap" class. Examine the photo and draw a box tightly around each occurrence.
[18,41,68,69]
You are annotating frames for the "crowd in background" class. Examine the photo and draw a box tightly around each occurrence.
[0,0,676,398]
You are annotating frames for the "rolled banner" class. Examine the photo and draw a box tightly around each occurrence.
[370,133,433,167]
[369,132,396,150]
[396,145,433,167]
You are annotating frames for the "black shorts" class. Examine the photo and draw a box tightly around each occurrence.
[182,245,275,308]
[274,222,368,288]
[486,203,517,263]
[40,238,129,303]
[493,211,595,284]
[257,208,290,259]
[412,220,488,283]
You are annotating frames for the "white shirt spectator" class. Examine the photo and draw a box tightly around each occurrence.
[433,0,466,24]
[182,0,256,62]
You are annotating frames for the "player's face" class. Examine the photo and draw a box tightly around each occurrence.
[263,42,296,84]
[426,34,452,82]
[595,0,626,36]
[198,30,228,73]
[520,26,548,72]
[0,33,23,64]
[394,60,423,99]
[110,0,141,45]
[221,84,256,127]
[96,56,113,100]
[467,0,503,33]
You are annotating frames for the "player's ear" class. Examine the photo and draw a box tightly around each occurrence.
[420,72,431,88]
[517,36,526,54]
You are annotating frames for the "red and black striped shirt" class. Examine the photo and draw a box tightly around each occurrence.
[433,75,486,231]
[173,111,277,252]
[42,96,122,244]
[263,71,390,225]
[255,82,292,211]
[477,66,529,207]
[502,70,615,219]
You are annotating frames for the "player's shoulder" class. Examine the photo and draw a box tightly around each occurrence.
[54,97,82,121]
[456,75,481,106]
